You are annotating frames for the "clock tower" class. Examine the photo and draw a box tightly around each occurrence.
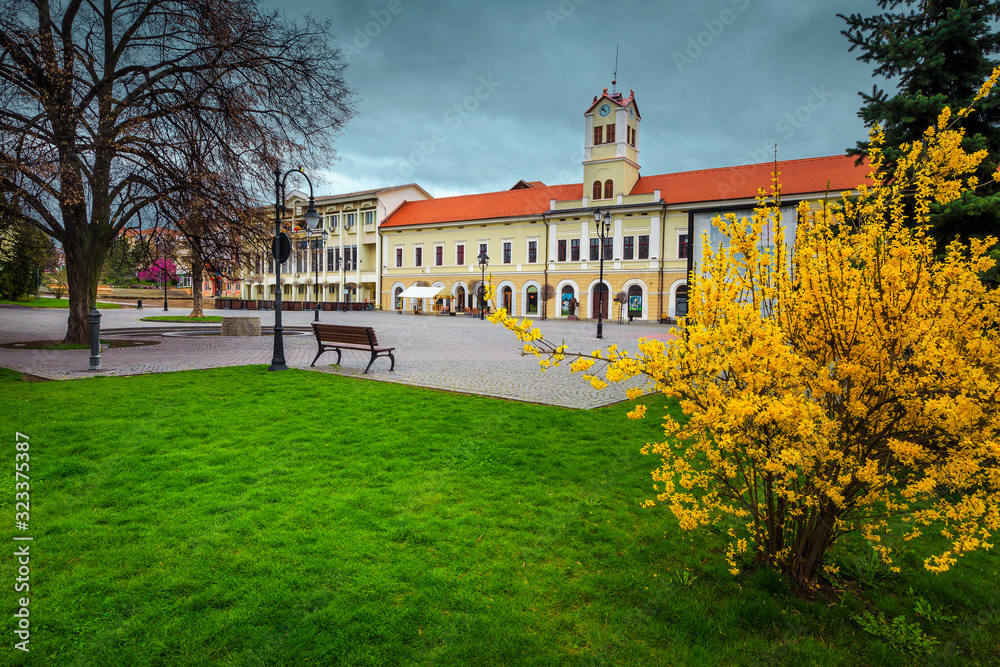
[583,87,641,203]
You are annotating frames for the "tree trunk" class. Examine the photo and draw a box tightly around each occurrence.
[62,231,108,344]
[189,247,204,318]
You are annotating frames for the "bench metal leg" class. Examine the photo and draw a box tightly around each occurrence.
[362,351,394,374]
[310,346,342,367]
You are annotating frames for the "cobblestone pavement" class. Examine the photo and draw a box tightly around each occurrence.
[0,303,677,409]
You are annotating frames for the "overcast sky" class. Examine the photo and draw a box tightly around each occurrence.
[282,0,881,198]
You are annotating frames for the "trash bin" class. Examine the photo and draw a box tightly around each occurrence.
[137,299,142,310]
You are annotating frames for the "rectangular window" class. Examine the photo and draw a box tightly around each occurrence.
[593,125,603,146]
[557,239,567,262]
[679,233,690,259]
[328,215,338,231]
[479,242,487,262]
[503,241,512,264]
[415,247,422,267]
[638,235,650,259]
[395,247,402,268]
[363,211,375,226]
[435,245,443,266]
[589,238,599,261]
[571,239,580,261]
[606,123,616,143]
[346,213,355,228]
[295,245,306,273]
[603,237,613,260]
[456,244,465,265]
[528,240,537,263]
[623,236,634,260]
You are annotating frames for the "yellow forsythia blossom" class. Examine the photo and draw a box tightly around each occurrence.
[487,67,1000,587]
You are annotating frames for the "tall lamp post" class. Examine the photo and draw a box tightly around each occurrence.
[310,229,328,322]
[270,167,320,372]
[593,207,612,339]
[478,250,489,320]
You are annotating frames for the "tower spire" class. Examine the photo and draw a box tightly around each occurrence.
[612,44,618,93]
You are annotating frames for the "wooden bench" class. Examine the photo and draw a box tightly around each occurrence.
[310,323,395,374]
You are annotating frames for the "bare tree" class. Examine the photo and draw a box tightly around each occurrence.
[0,0,353,341]
[540,281,556,320]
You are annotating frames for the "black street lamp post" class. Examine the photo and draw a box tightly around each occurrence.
[270,167,320,372]
[311,229,328,322]
[593,207,612,339]
[478,250,489,320]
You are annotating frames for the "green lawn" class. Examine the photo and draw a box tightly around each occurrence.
[0,367,996,666]
[139,315,223,322]
[0,298,122,309]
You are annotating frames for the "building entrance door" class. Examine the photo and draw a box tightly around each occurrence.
[592,283,609,319]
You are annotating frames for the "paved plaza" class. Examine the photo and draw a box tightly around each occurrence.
[0,302,677,409]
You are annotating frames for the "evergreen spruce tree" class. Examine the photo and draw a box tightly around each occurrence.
[841,1,1000,281]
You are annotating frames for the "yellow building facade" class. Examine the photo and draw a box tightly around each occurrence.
[244,184,430,308]
[378,86,869,322]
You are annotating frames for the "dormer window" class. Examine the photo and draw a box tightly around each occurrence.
[593,126,603,146]
[593,181,602,200]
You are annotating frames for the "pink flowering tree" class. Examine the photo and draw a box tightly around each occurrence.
[137,258,177,286]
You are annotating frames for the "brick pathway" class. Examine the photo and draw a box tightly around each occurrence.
[0,304,677,409]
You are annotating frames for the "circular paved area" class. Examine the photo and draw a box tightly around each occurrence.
[0,303,677,409]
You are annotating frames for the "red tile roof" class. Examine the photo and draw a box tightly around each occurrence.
[632,155,870,204]
[381,155,871,228]
[381,183,582,228]
[586,88,640,119]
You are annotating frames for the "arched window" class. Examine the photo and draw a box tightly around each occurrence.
[627,285,643,316]
[593,180,602,201]
[561,285,576,316]
[526,285,538,314]
[676,284,689,317]
[604,179,613,199]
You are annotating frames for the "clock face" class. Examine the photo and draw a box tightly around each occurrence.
[628,107,634,119]
[598,103,611,117]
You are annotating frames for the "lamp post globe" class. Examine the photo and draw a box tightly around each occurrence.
[478,250,489,320]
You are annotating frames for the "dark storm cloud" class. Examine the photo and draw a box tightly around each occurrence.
[277,0,880,197]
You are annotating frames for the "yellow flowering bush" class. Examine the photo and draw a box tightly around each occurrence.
[491,70,1000,586]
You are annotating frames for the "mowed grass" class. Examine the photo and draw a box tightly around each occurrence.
[0,366,997,666]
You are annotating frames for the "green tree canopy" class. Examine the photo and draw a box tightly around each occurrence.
[841,0,1000,275]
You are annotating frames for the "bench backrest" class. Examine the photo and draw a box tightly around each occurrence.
[312,323,378,347]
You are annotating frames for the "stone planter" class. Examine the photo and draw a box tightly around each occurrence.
[221,316,261,337]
